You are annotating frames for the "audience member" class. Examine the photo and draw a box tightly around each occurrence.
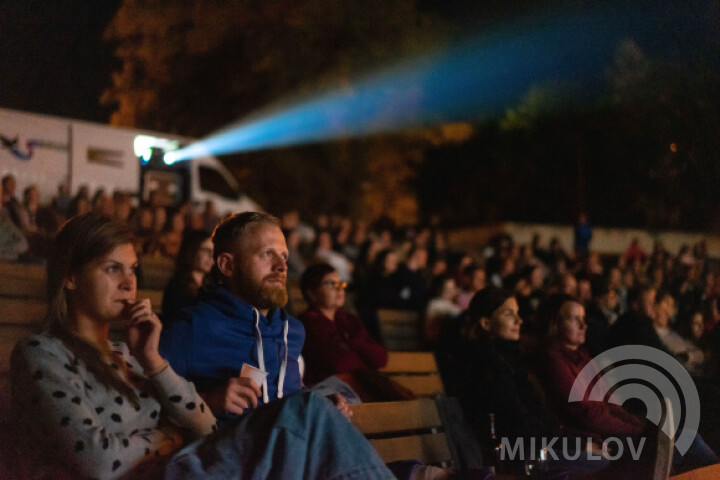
[283,228,306,280]
[10,212,394,479]
[424,275,462,345]
[605,287,668,353]
[444,288,608,478]
[1,174,22,228]
[394,246,430,311]
[51,182,71,218]
[0,181,29,260]
[201,199,220,233]
[299,263,414,402]
[653,291,706,375]
[162,230,214,322]
[160,208,185,258]
[9,214,216,478]
[455,264,486,311]
[584,282,620,355]
[314,230,353,283]
[540,294,717,475]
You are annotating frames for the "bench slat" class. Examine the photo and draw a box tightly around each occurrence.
[0,325,35,373]
[381,352,438,373]
[0,262,45,278]
[0,277,45,299]
[0,290,162,325]
[669,464,720,480]
[0,298,45,325]
[369,434,452,465]
[376,309,424,351]
[350,398,442,434]
[389,374,445,397]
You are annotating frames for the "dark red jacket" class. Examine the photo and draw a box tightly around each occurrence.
[300,308,388,385]
[541,341,644,438]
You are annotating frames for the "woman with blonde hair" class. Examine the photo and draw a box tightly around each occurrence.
[10,213,216,478]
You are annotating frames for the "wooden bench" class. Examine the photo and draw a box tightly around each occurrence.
[669,464,720,480]
[139,256,174,290]
[0,261,45,298]
[286,279,307,317]
[0,290,163,323]
[350,396,483,471]
[380,352,445,397]
[0,257,175,296]
[376,309,424,351]
[0,290,164,388]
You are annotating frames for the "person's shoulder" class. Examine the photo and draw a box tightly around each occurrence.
[11,333,73,368]
[284,309,304,326]
[162,274,185,292]
[282,309,306,335]
[299,308,327,324]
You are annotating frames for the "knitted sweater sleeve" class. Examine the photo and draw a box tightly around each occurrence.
[10,336,215,479]
[146,361,217,437]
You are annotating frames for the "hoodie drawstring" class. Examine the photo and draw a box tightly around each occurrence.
[253,308,289,403]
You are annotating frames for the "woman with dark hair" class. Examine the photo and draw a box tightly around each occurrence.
[159,208,185,258]
[446,288,608,478]
[161,230,214,322]
[8,214,396,480]
[299,263,412,402]
[355,247,403,341]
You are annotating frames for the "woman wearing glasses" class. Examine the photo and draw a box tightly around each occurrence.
[300,263,412,401]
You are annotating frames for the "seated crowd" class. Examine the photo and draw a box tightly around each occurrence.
[3,175,720,478]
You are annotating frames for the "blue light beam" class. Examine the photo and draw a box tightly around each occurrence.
[167,3,677,163]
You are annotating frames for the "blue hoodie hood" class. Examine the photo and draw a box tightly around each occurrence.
[160,285,305,406]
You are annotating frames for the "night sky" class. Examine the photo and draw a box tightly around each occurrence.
[0,0,121,122]
[0,1,715,124]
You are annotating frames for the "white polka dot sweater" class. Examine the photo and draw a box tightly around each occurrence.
[10,334,217,479]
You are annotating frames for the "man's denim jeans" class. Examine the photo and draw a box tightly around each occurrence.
[165,391,395,479]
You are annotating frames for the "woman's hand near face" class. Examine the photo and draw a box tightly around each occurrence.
[125,298,166,374]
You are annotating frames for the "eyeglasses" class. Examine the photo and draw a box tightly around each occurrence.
[321,281,348,290]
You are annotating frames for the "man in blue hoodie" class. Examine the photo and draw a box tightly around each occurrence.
[160,211,350,421]
[160,212,473,479]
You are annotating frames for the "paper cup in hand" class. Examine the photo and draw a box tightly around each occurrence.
[240,363,268,387]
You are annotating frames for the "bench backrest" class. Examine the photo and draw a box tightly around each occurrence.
[380,352,445,397]
[350,396,484,471]
[0,290,163,386]
[376,309,424,351]
[0,261,45,298]
[350,398,453,466]
[669,464,720,480]
[0,259,174,296]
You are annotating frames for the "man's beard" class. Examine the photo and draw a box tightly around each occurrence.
[234,274,288,311]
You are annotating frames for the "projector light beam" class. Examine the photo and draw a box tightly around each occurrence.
[167,3,684,163]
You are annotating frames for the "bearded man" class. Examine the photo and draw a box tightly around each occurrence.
[160,212,348,424]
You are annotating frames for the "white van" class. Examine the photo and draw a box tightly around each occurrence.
[0,107,259,214]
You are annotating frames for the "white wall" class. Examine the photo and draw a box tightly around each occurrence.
[449,222,720,259]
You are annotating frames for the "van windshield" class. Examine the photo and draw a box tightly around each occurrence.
[199,165,239,199]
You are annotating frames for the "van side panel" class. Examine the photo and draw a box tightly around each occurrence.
[70,123,140,197]
[0,108,71,204]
